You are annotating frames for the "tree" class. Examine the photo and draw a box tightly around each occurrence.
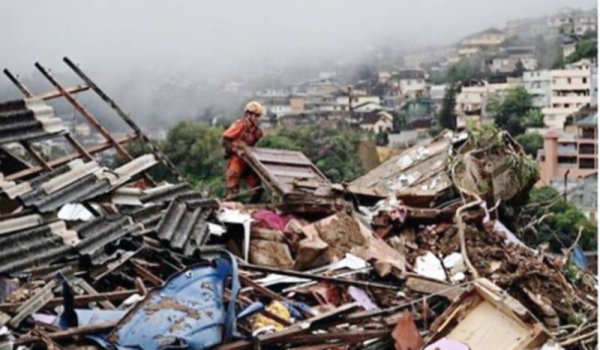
[565,38,598,64]
[514,60,525,75]
[516,132,544,157]
[115,122,228,196]
[523,109,545,128]
[523,186,597,252]
[392,112,405,133]
[487,86,532,137]
[375,131,389,146]
[438,83,458,130]
[259,124,365,183]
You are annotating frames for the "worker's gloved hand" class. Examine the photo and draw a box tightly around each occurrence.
[234,141,247,157]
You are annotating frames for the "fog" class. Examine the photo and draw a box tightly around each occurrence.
[0,0,595,128]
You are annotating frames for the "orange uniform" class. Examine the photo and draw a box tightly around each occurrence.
[222,117,264,201]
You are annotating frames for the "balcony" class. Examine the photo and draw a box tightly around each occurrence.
[557,145,578,156]
[551,95,591,105]
[551,83,590,91]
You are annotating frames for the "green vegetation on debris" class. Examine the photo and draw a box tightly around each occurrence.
[519,186,597,251]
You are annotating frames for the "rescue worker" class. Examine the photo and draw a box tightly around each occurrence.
[222,101,265,203]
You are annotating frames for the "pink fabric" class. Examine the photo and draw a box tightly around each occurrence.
[251,210,294,231]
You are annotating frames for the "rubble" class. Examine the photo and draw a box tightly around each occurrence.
[0,59,596,350]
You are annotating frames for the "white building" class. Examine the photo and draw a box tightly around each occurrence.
[456,82,487,113]
[389,69,429,100]
[456,78,523,116]
[359,111,393,133]
[255,88,290,99]
[430,85,448,102]
[487,47,538,73]
[335,96,381,111]
[523,70,551,108]
[542,59,594,129]
[573,10,597,35]
[265,104,292,117]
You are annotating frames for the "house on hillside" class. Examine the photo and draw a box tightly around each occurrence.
[542,59,594,129]
[504,17,549,38]
[574,9,597,35]
[460,28,506,48]
[524,70,551,108]
[388,69,429,101]
[563,35,579,59]
[538,113,597,185]
[551,172,597,222]
[359,111,393,133]
[486,46,538,73]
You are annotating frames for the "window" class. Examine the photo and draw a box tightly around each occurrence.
[568,78,572,84]
[558,156,577,164]
[579,144,595,155]
[583,77,587,83]
[579,158,596,169]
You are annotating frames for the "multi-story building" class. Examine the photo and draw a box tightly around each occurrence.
[487,47,538,73]
[455,77,523,117]
[542,59,593,129]
[538,113,597,185]
[388,69,429,101]
[574,9,597,35]
[456,81,487,113]
[523,70,551,108]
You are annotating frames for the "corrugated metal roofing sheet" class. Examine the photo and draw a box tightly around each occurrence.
[156,198,216,256]
[0,219,77,275]
[0,98,67,144]
[1,155,158,212]
[351,134,453,193]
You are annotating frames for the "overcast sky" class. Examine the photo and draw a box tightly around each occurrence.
[0,0,595,125]
[1,0,595,75]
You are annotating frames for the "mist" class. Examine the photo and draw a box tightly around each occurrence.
[0,0,595,129]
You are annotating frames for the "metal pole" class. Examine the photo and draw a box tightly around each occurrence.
[34,62,132,161]
[34,62,155,185]
[6,134,138,181]
[3,69,33,97]
[3,69,89,101]
[63,57,185,181]
[20,141,52,171]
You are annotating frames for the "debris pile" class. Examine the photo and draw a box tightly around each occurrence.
[0,60,596,350]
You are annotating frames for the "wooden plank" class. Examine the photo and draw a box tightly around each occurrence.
[242,147,332,198]
[254,153,313,166]
[268,169,319,179]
